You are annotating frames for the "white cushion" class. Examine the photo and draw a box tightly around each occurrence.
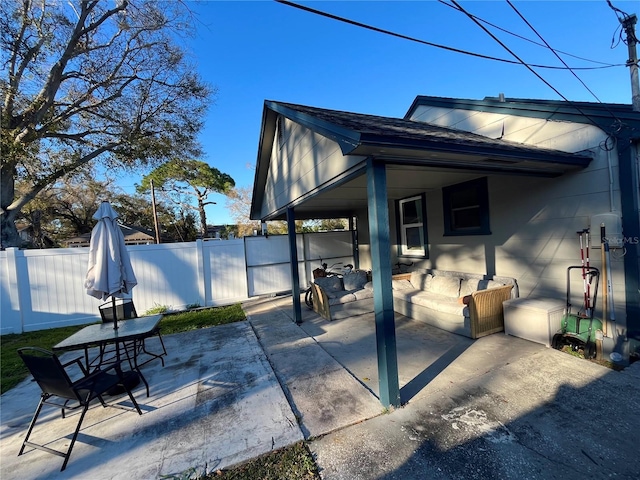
[392,279,414,290]
[410,272,432,290]
[328,291,357,305]
[460,279,480,296]
[478,279,505,290]
[428,276,461,298]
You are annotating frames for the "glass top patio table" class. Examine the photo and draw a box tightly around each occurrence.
[53,314,163,352]
[53,314,163,396]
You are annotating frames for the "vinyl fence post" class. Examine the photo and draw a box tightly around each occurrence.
[5,248,26,333]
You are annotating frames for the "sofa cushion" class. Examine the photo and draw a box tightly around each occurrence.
[314,276,343,293]
[478,279,505,290]
[428,276,462,298]
[410,272,432,290]
[353,288,374,301]
[392,279,414,290]
[460,279,480,296]
[409,291,467,316]
[328,291,357,305]
[343,270,368,291]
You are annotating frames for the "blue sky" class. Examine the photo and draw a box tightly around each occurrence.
[124,0,638,226]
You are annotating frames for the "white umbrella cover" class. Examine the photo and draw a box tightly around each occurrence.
[84,201,137,328]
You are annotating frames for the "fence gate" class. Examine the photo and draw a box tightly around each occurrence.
[244,231,355,297]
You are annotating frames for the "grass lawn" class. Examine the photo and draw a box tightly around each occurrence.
[209,441,320,479]
[1,303,319,480]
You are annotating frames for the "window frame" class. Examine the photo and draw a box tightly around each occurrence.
[442,177,491,236]
[396,193,429,258]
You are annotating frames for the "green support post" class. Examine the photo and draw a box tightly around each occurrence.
[366,158,400,408]
[287,208,303,324]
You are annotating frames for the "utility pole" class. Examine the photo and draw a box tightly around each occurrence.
[620,13,640,111]
[150,179,162,244]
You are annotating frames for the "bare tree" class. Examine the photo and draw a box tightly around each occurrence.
[1,0,212,248]
[226,186,308,237]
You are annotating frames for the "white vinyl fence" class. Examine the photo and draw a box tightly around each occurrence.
[1,231,354,334]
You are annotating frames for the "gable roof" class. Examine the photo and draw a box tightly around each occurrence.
[405,96,640,138]
[265,101,592,165]
[252,99,600,221]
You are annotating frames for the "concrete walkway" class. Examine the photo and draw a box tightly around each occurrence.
[2,295,639,479]
[248,296,640,480]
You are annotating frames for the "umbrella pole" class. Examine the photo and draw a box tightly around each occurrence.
[112,296,119,331]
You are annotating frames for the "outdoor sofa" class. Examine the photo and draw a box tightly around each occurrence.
[311,269,373,321]
[311,268,519,339]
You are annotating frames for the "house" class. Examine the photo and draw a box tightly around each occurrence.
[65,224,156,247]
[16,222,56,248]
[250,95,640,406]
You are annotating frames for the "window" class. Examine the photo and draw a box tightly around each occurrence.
[397,194,428,257]
[442,177,491,236]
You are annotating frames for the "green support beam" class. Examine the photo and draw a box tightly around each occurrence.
[366,158,400,408]
[287,207,302,325]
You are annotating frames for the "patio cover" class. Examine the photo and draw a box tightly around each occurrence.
[251,100,592,221]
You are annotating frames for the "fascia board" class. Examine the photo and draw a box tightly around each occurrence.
[405,96,640,134]
[265,100,362,154]
[354,134,592,168]
[250,105,276,220]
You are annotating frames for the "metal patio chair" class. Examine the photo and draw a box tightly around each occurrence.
[99,299,167,368]
[17,347,142,471]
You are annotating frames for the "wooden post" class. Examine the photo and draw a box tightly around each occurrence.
[150,179,161,244]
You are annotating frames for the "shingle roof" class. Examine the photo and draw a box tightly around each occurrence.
[268,100,591,165]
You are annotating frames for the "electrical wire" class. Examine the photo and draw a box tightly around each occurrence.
[447,0,627,134]
[506,0,603,103]
[437,0,618,67]
[274,0,622,71]
[607,0,639,45]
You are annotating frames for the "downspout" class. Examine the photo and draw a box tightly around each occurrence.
[607,144,616,212]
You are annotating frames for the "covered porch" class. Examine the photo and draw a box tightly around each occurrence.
[251,100,593,406]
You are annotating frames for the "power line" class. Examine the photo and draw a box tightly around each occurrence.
[448,0,624,133]
[275,0,622,71]
[504,0,627,133]
[448,1,580,103]
[505,0,603,103]
[437,0,618,67]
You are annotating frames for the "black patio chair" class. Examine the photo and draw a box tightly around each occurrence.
[99,298,167,368]
[17,347,142,472]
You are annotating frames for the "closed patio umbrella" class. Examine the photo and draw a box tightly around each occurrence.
[84,201,137,330]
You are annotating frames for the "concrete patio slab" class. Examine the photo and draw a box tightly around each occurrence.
[244,297,384,440]
[0,321,302,479]
[2,295,639,480]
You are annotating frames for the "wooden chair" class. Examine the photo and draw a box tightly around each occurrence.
[17,347,142,471]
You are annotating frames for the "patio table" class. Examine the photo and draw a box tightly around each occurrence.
[53,314,163,396]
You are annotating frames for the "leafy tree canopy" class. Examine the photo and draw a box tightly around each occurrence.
[137,159,235,237]
[16,174,197,247]
[1,0,212,248]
